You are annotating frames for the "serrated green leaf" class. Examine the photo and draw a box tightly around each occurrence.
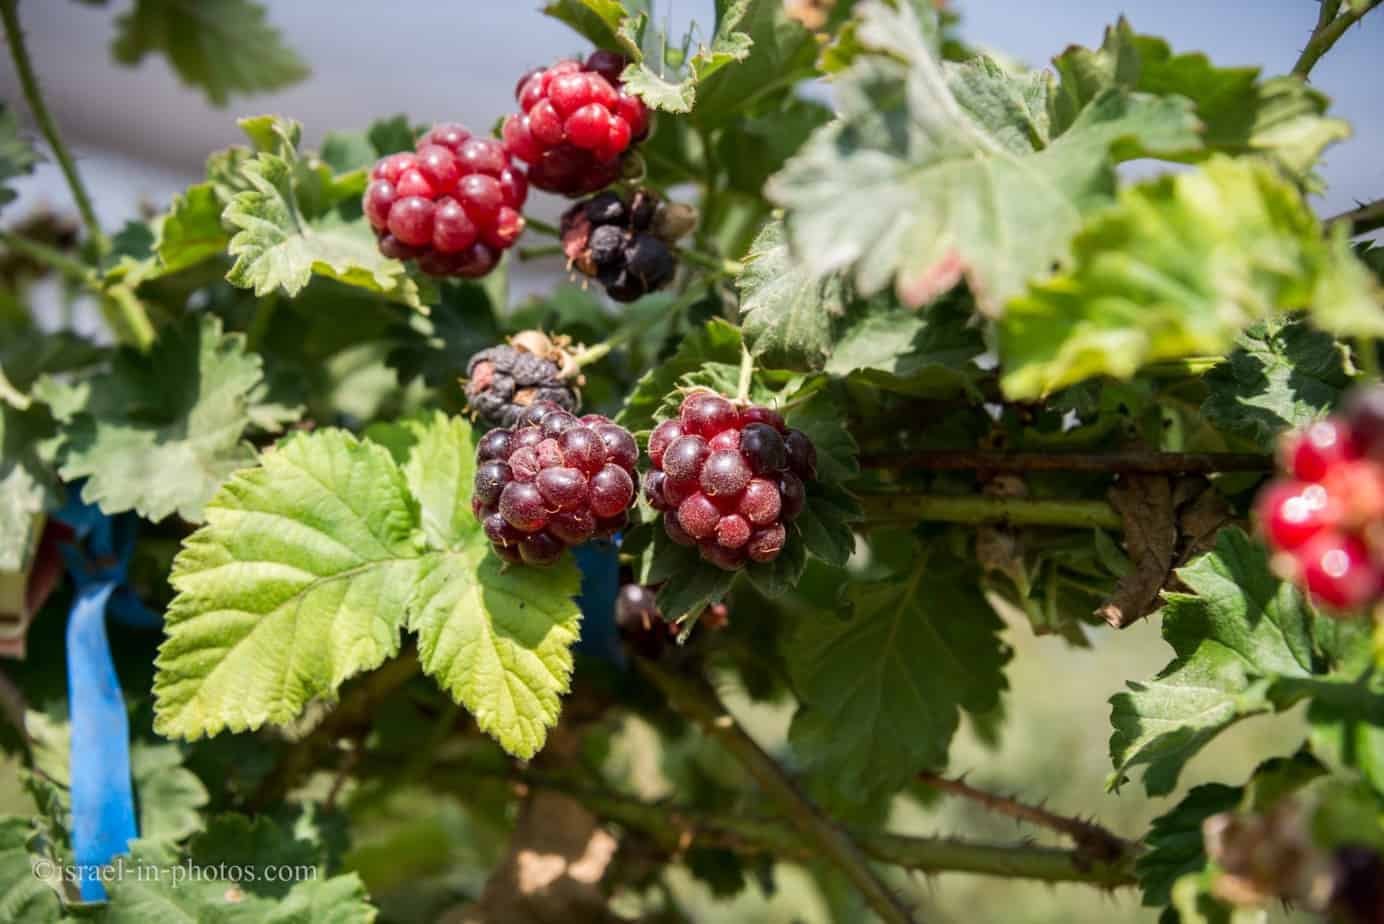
[691,0,818,126]
[157,182,229,275]
[784,388,859,483]
[622,0,756,114]
[397,412,477,551]
[154,428,423,740]
[1108,527,1345,796]
[1202,317,1350,451]
[768,0,1201,314]
[56,314,266,522]
[320,115,419,175]
[111,0,309,107]
[1137,783,1241,909]
[738,220,845,372]
[825,295,985,398]
[542,0,643,54]
[1051,20,1349,177]
[386,281,500,389]
[406,541,582,759]
[788,543,1009,802]
[616,318,743,432]
[0,817,60,924]
[0,103,40,211]
[0,403,56,572]
[132,742,210,842]
[1000,157,1384,399]
[224,152,424,308]
[793,480,860,568]
[647,526,736,621]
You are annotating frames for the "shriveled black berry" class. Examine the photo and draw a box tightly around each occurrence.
[589,225,625,268]
[624,234,676,289]
[585,191,627,226]
[465,346,578,428]
[629,189,657,230]
[605,270,645,303]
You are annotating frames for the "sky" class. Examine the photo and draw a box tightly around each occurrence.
[0,1,1379,240]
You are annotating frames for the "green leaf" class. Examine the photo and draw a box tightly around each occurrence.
[738,220,846,372]
[406,540,582,759]
[825,295,985,398]
[132,742,210,842]
[788,543,1009,801]
[999,156,1383,399]
[386,280,500,388]
[1202,317,1350,451]
[542,0,642,54]
[616,318,743,433]
[792,480,859,568]
[621,0,756,114]
[646,525,737,621]
[0,817,60,924]
[0,104,39,211]
[56,314,266,522]
[225,149,424,308]
[111,0,309,106]
[1108,528,1330,796]
[157,182,229,275]
[397,412,478,551]
[1051,20,1348,177]
[0,403,56,573]
[1137,783,1241,910]
[691,0,818,125]
[321,115,420,174]
[767,0,1200,314]
[154,428,423,739]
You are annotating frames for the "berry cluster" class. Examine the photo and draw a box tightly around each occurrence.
[465,332,581,429]
[473,401,638,565]
[502,52,649,196]
[365,123,527,278]
[644,391,815,571]
[1256,387,1384,613]
[560,189,688,302]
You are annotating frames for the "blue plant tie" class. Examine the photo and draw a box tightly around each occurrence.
[54,493,158,901]
[572,537,624,667]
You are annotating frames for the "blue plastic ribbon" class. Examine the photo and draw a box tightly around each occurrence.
[55,493,158,901]
[572,538,624,667]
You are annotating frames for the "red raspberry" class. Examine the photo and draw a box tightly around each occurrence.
[501,52,649,197]
[474,403,639,565]
[366,123,528,279]
[1257,389,1384,616]
[644,391,816,571]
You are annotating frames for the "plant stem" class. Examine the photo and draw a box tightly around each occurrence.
[639,661,920,924]
[1326,198,1384,237]
[0,229,96,283]
[1357,336,1382,382]
[523,215,562,239]
[571,283,707,369]
[1140,357,1223,378]
[916,772,1131,862]
[249,651,420,810]
[859,449,1273,475]
[98,286,156,351]
[735,342,753,402]
[518,243,566,261]
[1292,0,1382,77]
[246,295,279,353]
[676,245,744,277]
[858,492,1124,530]
[0,0,107,253]
[424,761,1139,888]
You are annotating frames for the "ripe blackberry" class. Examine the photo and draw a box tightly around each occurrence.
[464,331,582,428]
[474,406,639,565]
[560,188,690,302]
[501,53,650,197]
[1256,386,1384,615]
[644,391,816,571]
[365,123,527,278]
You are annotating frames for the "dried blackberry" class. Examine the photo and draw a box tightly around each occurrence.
[560,188,696,303]
[464,331,582,428]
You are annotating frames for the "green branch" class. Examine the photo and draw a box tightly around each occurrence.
[640,660,921,924]
[858,492,1124,530]
[1292,0,1382,78]
[1327,198,1384,237]
[0,0,107,253]
[0,228,95,283]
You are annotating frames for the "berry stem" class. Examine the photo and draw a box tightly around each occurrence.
[640,660,923,924]
[916,772,1132,862]
[522,215,562,238]
[0,0,108,254]
[1292,0,1381,78]
[857,492,1124,530]
[674,244,744,277]
[860,449,1274,474]
[735,342,754,402]
[517,243,566,261]
[1356,336,1381,381]
[571,282,708,369]
[422,761,1139,888]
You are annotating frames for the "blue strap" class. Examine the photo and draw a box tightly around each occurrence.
[54,490,156,902]
[572,538,624,667]
[65,581,138,902]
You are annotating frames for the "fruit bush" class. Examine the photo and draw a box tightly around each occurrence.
[1,0,1383,921]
